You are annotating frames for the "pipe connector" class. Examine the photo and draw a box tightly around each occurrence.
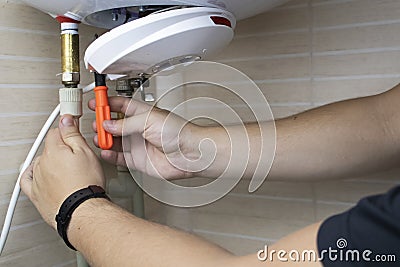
[59,87,83,118]
[60,21,80,88]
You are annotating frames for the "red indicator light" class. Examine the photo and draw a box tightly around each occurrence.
[210,16,232,28]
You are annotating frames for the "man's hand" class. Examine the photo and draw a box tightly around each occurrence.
[20,115,106,229]
[88,97,230,180]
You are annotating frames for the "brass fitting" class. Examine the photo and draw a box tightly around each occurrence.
[60,22,80,87]
[57,19,83,119]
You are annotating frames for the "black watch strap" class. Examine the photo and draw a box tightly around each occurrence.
[55,185,110,250]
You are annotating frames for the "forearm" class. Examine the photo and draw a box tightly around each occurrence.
[68,198,234,267]
[258,86,400,181]
[68,198,323,267]
[202,85,400,181]
[268,89,400,181]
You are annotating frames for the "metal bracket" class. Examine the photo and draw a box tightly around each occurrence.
[116,75,154,102]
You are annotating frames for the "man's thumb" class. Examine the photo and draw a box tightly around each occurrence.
[59,115,86,151]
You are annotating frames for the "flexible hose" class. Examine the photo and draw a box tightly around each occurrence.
[0,82,95,255]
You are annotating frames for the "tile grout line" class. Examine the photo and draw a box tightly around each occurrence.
[0,169,19,176]
[219,52,310,63]
[235,28,309,39]
[235,20,400,40]
[314,46,400,56]
[0,240,67,263]
[0,196,30,206]
[229,192,313,203]
[315,19,400,32]
[192,229,277,243]
[0,111,53,118]
[0,26,58,36]
[0,84,59,89]
[344,179,400,185]
[0,139,36,147]
[10,220,45,232]
[316,200,355,206]
[0,54,60,63]
[313,74,400,81]
[312,0,355,7]
[218,45,400,64]
[52,259,77,267]
[274,3,309,11]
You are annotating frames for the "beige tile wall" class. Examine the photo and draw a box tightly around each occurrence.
[1,0,400,265]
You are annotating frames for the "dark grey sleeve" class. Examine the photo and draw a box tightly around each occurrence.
[317,185,400,266]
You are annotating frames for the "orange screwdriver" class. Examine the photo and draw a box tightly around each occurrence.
[94,72,113,150]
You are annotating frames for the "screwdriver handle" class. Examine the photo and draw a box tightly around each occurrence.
[94,85,113,150]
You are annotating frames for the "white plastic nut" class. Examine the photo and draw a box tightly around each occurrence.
[59,87,83,117]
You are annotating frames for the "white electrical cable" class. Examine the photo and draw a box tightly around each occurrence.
[0,104,60,255]
[82,82,96,94]
[0,82,95,255]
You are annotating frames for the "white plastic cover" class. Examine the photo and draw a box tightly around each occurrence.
[84,7,235,76]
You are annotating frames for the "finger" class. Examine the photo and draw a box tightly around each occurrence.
[92,120,97,133]
[20,164,34,199]
[89,97,143,115]
[109,97,151,116]
[94,135,122,152]
[103,112,149,136]
[44,128,64,152]
[89,97,151,116]
[88,98,96,111]
[93,134,98,148]
[59,115,87,152]
[100,150,127,167]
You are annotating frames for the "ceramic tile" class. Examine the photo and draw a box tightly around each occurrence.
[0,199,42,228]
[315,202,354,221]
[236,7,309,36]
[313,51,400,77]
[314,179,397,203]
[0,240,75,267]
[215,31,310,60]
[314,23,400,52]
[194,194,316,223]
[313,0,400,28]
[1,222,59,256]
[191,211,311,241]
[0,87,59,113]
[0,3,58,32]
[312,78,397,104]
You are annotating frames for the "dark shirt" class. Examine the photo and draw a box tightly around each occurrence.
[318,185,400,266]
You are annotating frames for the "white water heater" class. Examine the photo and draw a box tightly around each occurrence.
[22,0,289,76]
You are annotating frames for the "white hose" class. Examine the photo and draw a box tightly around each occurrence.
[0,82,95,255]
